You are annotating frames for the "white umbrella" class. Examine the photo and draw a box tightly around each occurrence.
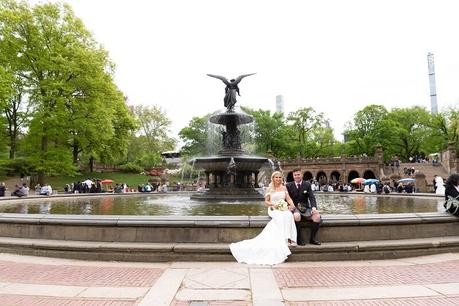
[398,178,415,183]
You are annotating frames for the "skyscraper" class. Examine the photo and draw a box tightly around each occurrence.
[276,95,284,114]
[427,52,438,114]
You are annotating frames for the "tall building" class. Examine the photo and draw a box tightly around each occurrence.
[276,95,284,114]
[427,52,438,114]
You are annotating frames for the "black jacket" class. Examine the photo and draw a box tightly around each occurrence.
[445,184,459,201]
[444,183,459,216]
[0,185,5,196]
[286,180,317,209]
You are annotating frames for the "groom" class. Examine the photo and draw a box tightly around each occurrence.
[286,168,322,245]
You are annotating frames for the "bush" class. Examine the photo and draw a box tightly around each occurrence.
[0,158,35,176]
[118,162,144,173]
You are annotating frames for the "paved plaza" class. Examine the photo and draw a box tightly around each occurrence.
[0,253,458,305]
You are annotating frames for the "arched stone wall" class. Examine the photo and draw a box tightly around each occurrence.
[286,171,293,182]
[279,152,384,185]
[348,170,360,183]
[363,170,376,179]
[303,171,313,181]
[316,171,327,184]
[330,171,341,182]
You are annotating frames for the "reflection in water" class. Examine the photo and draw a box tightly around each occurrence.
[82,202,92,214]
[101,197,114,214]
[39,202,51,214]
[0,194,444,216]
[18,203,28,214]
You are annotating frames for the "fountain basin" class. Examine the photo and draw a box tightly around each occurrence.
[0,211,457,262]
[190,155,269,200]
[209,111,253,125]
[0,193,446,215]
[190,155,268,170]
[0,193,457,261]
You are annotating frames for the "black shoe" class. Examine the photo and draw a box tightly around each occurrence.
[298,240,306,246]
[309,239,321,245]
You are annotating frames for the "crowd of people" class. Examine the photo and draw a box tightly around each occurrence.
[0,182,53,197]
[0,178,207,197]
[63,179,193,194]
[306,180,416,194]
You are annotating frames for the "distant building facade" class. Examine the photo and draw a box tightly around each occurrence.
[280,145,385,183]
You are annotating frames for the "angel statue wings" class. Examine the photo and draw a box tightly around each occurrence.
[207,73,256,111]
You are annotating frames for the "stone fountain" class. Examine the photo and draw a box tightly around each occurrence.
[190,73,269,200]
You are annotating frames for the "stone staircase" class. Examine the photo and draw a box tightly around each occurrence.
[384,162,450,188]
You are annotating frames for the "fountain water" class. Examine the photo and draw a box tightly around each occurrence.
[190,107,269,200]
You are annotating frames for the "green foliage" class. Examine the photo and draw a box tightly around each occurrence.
[133,105,175,150]
[118,162,144,174]
[241,106,339,158]
[136,151,163,168]
[0,0,136,181]
[344,104,457,161]
[388,106,432,160]
[0,157,32,175]
[124,105,175,168]
[242,107,291,157]
[179,114,210,156]
[343,105,396,158]
[427,107,459,152]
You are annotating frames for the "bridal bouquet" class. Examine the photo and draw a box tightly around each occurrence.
[276,199,288,211]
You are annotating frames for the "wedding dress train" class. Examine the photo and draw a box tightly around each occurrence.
[230,191,297,265]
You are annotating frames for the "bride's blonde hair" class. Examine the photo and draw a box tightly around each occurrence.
[266,171,283,196]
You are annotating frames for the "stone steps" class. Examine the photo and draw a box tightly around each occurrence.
[395,163,449,185]
[0,236,458,262]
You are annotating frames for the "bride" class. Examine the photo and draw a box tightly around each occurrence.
[230,171,297,265]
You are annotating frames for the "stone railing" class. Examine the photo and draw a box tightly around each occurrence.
[282,156,378,165]
[440,143,458,175]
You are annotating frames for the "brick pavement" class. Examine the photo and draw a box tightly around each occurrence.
[274,260,459,288]
[287,296,459,305]
[171,302,251,306]
[0,253,458,305]
[0,261,163,287]
[0,294,136,306]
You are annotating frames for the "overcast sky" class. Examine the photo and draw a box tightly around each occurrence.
[33,0,459,144]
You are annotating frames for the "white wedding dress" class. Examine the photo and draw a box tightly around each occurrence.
[230,191,297,265]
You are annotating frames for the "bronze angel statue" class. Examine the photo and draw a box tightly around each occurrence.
[207,73,256,111]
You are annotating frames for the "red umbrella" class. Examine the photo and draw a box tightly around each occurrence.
[350,177,365,184]
[100,179,114,185]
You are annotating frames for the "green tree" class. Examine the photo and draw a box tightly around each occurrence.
[287,107,324,145]
[0,1,136,182]
[309,127,339,157]
[179,114,210,156]
[428,107,459,152]
[243,107,293,157]
[388,106,435,160]
[285,107,340,158]
[344,105,397,158]
[124,105,175,168]
[0,16,30,160]
[133,105,175,151]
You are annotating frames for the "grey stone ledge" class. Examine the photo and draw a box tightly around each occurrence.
[0,236,458,255]
[0,212,456,227]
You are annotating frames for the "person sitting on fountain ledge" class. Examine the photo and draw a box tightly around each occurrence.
[286,168,322,245]
[230,171,297,265]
